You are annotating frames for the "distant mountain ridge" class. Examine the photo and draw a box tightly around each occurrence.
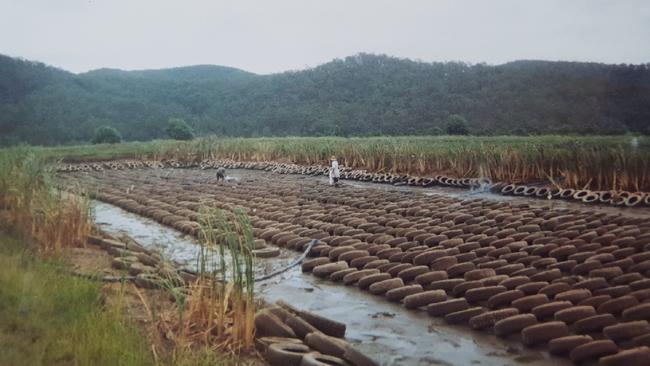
[0,53,648,145]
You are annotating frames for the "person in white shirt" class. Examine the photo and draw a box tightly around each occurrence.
[329,156,340,186]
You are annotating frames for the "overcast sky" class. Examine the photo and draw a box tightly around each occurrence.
[1,0,649,74]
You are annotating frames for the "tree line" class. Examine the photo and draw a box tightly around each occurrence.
[0,53,649,146]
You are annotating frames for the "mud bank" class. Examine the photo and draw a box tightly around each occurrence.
[94,200,569,366]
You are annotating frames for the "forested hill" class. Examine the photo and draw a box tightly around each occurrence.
[1,53,649,145]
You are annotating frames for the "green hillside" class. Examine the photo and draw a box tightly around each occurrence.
[1,53,648,145]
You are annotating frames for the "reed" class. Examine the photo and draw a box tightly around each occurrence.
[0,147,91,250]
[167,206,255,353]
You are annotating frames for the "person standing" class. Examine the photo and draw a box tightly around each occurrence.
[329,156,340,186]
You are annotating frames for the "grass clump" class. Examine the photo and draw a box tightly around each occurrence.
[0,233,154,366]
[0,146,91,251]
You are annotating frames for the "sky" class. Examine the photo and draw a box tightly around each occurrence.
[1,0,649,74]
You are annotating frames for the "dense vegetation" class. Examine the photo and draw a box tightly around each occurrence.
[39,135,650,191]
[1,53,649,145]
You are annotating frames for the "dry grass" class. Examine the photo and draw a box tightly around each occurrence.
[0,147,91,250]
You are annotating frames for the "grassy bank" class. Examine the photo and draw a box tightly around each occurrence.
[0,233,154,366]
[38,135,650,191]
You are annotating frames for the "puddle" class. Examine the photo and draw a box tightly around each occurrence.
[93,199,571,366]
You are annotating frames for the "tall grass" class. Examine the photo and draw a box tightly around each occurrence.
[0,148,90,250]
[0,147,91,250]
[36,135,650,191]
[167,207,255,353]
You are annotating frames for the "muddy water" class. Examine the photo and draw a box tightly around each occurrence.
[94,199,571,366]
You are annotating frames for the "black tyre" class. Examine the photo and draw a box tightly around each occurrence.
[385,284,423,302]
[445,306,486,324]
[511,294,549,312]
[603,321,650,341]
[255,311,297,338]
[548,335,593,355]
[599,347,650,366]
[494,313,538,337]
[426,298,470,317]
[304,332,349,358]
[574,313,618,334]
[469,308,520,330]
[521,321,570,346]
[404,290,447,309]
[569,340,618,363]
[369,278,404,295]
[266,342,311,366]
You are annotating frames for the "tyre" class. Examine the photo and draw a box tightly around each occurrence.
[511,294,549,312]
[404,290,447,309]
[343,269,379,285]
[452,281,483,297]
[445,307,486,324]
[266,342,311,366]
[554,305,597,324]
[577,295,612,309]
[515,281,549,295]
[603,321,650,341]
[255,336,303,353]
[369,278,404,295]
[358,273,392,290]
[599,347,650,366]
[539,282,572,298]
[574,313,618,334]
[255,311,297,338]
[397,265,430,281]
[427,278,465,292]
[521,321,571,345]
[302,258,332,273]
[487,289,525,309]
[426,298,470,317]
[430,256,458,271]
[499,276,531,290]
[330,268,357,282]
[573,277,609,291]
[469,308,520,330]
[569,340,618,363]
[598,296,640,315]
[532,301,574,319]
[300,353,351,366]
[464,268,497,281]
[465,285,507,303]
[548,335,592,355]
[338,250,369,262]
[290,311,345,339]
[494,313,538,337]
[415,271,448,285]
[633,333,650,347]
[623,303,650,321]
[446,262,476,277]
[285,314,320,339]
[385,284,423,302]
[313,261,349,278]
[304,332,349,358]
[555,288,592,304]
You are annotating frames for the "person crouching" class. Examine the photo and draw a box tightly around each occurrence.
[216,167,226,181]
